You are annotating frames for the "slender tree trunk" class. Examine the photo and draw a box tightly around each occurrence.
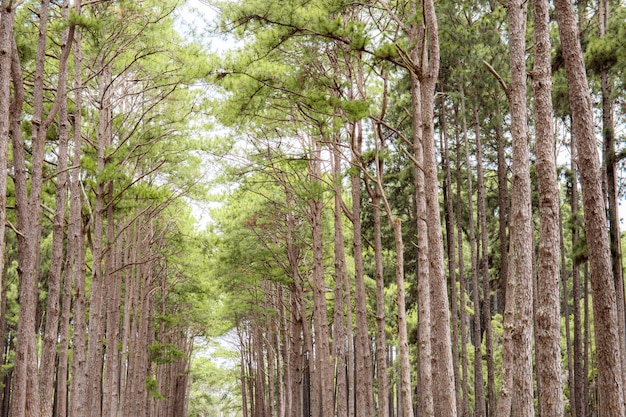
[508,1,534,416]
[410,70,434,417]
[440,98,461,417]
[554,1,626,414]
[0,0,16,304]
[455,106,471,417]
[495,113,509,318]
[307,140,334,417]
[598,0,626,403]
[11,0,59,413]
[39,4,74,414]
[87,60,114,417]
[103,200,122,417]
[474,103,496,417]
[532,0,565,414]
[69,30,88,417]
[350,118,375,417]
[461,87,484,417]
[570,125,586,417]
[419,2,457,415]
[371,83,390,417]
[562,213,576,417]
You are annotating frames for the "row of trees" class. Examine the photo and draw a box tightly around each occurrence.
[207,0,626,416]
[0,1,215,417]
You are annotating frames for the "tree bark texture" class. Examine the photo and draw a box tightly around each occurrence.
[553,0,626,414]
[532,0,565,415]
[507,1,534,416]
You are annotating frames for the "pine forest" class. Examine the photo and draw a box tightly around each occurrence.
[1,0,626,416]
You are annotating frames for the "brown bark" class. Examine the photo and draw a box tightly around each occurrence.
[598,0,626,402]
[10,1,46,411]
[39,3,74,414]
[350,118,375,417]
[87,60,113,417]
[570,125,585,417]
[553,0,626,414]
[419,2,457,415]
[440,98,461,416]
[455,115,470,417]
[102,202,122,417]
[307,140,334,417]
[69,29,88,417]
[410,70,434,417]
[369,77,390,417]
[532,0,565,415]
[473,103,496,417]
[508,1,534,416]
[495,114,509,318]
[461,87,484,417]
[331,140,349,417]
[0,0,15,304]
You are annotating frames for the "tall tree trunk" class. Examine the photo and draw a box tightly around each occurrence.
[332,146,349,417]
[371,80,390,417]
[454,105,471,417]
[69,29,88,417]
[440,97,461,416]
[410,70,434,417]
[495,112,509,317]
[9,3,46,412]
[562,213,576,417]
[507,1,534,416]
[598,0,626,402]
[474,103,495,417]
[103,199,122,417]
[532,0,565,415]
[570,123,585,417]
[350,118,375,417]
[553,0,626,414]
[307,140,334,417]
[0,0,16,305]
[419,2,457,415]
[461,87,484,417]
[39,3,74,414]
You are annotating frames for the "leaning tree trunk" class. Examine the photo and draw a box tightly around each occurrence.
[553,0,626,414]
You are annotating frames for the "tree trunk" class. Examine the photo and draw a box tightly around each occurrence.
[307,139,334,417]
[598,0,626,403]
[553,0,626,414]
[69,30,88,417]
[329,160,349,417]
[570,123,585,417]
[39,3,73,414]
[532,0,565,414]
[0,0,16,305]
[507,1,534,416]
[410,69,434,417]
[461,87,484,417]
[350,118,375,417]
[440,97,461,416]
[419,2,457,415]
[455,106,471,417]
[495,112,509,318]
[474,103,496,417]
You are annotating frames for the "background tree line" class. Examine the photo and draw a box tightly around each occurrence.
[203,0,626,416]
[0,1,218,417]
